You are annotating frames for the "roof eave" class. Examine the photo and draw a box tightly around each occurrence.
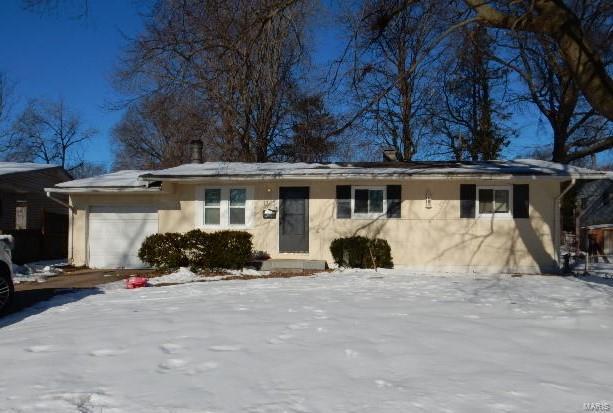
[137,173,606,182]
[46,187,163,194]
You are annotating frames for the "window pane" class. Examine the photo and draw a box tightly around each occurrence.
[230,208,245,225]
[369,190,384,213]
[479,189,493,213]
[354,189,369,213]
[205,208,220,225]
[205,189,221,206]
[494,190,509,213]
[230,189,246,206]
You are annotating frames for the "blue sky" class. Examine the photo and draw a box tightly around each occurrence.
[0,0,145,167]
[0,1,607,167]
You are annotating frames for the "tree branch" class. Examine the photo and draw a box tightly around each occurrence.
[565,136,613,162]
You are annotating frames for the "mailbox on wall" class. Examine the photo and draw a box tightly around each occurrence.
[263,208,277,219]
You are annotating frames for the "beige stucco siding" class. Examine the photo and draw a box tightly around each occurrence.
[68,178,560,273]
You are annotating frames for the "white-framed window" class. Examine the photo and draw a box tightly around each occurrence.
[477,186,512,218]
[229,188,247,225]
[198,187,253,228]
[352,186,386,218]
[204,188,222,225]
[16,200,28,229]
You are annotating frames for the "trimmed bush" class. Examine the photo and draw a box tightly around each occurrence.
[182,229,211,270]
[207,230,253,270]
[138,233,188,271]
[139,230,253,271]
[330,236,393,269]
[184,229,253,270]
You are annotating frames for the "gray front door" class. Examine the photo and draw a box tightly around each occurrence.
[279,187,309,253]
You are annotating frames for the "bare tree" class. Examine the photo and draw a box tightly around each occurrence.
[372,0,613,119]
[273,93,337,162]
[0,74,15,139]
[3,99,96,170]
[429,25,513,160]
[346,0,446,160]
[70,161,107,179]
[329,0,612,155]
[115,0,312,163]
[0,75,6,124]
[112,92,215,170]
[508,0,612,163]
[464,0,613,120]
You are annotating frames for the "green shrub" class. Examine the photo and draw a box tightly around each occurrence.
[138,233,188,271]
[140,230,253,271]
[182,229,212,270]
[183,229,253,270]
[330,236,393,269]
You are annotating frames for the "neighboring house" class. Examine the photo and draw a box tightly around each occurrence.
[575,179,613,258]
[0,162,71,263]
[46,150,611,273]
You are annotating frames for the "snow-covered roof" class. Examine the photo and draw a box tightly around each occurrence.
[49,170,157,192]
[0,162,60,176]
[139,159,611,181]
[47,159,611,193]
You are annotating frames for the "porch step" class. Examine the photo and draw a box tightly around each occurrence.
[258,259,327,271]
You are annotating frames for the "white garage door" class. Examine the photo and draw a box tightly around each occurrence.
[88,205,159,269]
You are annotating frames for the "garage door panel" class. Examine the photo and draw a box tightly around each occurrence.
[90,205,158,215]
[90,221,157,240]
[88,205,158,269]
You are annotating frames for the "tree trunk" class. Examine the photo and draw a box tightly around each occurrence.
[465,0,613,120]
[551,127,567,163]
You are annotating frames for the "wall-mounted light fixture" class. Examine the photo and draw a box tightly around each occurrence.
[425,190,432,209]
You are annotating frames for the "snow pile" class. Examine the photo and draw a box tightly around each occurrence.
[11,259,67,283]
[147,267,271,286]
[146,267,203,285]
[0,271,611,412]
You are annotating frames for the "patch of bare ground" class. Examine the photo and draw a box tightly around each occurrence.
[151,269,331,287]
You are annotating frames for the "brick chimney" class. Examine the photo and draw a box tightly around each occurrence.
[190,139,204,163]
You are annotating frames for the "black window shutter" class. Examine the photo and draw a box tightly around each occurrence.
[460,184,476,218]
[386,185,401,218]
[336,185,351,219]
[513,184,529,218]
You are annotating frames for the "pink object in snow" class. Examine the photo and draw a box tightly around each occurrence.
[126,276,148,289]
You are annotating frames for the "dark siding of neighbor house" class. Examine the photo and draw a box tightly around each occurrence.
[0,167,69,230]
[0,167,71,263]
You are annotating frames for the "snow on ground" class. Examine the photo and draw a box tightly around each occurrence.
[146,267,271,286]
[1,271,612,412]
[572,261,613,278]
[11,259,68,283]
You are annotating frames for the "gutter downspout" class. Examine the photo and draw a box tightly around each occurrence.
[46,191,76,265]
[554,179,576,271]
[46,191,75,212]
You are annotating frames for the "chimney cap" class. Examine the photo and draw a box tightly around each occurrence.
[382,148,398,161]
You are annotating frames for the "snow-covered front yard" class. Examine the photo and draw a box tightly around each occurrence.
[1,270,612,412]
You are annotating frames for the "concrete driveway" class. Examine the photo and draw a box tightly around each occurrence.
[7,268,153,316]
